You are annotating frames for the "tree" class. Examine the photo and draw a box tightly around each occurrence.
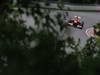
[0,0,100,75]
[0,0,80,75]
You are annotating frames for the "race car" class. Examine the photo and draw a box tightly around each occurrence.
[63,16,84,29]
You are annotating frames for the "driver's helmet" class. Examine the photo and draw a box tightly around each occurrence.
[74,16,81,19]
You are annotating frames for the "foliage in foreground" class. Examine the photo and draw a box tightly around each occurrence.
[0,0,100,75]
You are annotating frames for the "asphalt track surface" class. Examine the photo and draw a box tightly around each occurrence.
[49,11,100,48]
[64,11,100,48]
[23,11,100,48]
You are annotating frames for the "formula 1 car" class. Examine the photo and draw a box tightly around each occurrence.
[63,16,84,29]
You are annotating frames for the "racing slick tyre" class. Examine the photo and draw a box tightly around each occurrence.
[81,21,84,26]
[79,21,84,29]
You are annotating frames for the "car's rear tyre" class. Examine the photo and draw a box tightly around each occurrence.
[81,21,84,27]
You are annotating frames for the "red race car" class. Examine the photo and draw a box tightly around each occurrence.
[63,16,84,29]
